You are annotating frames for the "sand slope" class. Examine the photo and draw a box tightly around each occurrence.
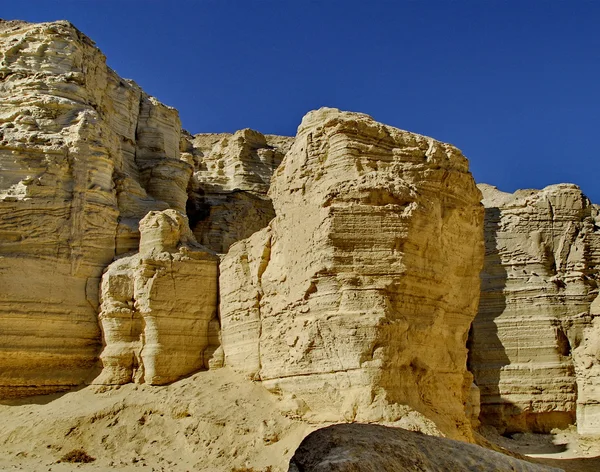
[0,368,311,471]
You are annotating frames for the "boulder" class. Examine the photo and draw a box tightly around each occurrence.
[288,423,563,472]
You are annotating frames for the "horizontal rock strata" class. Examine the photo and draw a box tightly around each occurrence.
[183,129,293,253]
[0,20,190,397]
[220,108,485,440]
[470,184,600,434]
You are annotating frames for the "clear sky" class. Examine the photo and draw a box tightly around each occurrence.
[3,1,600,202]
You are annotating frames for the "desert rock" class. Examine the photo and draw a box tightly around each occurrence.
[184,129,293,253]
[0,20,190,397]
[470,184,600,434]
[95,210,218,385]
[288,423,563,472]
[220,107,485,440]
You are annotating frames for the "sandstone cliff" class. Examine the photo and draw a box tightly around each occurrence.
[470,184,600,435]
[220,107,485,440]
[0,19,190,397]
[2,19,599,464]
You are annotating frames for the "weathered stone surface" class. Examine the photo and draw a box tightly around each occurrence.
[288,423,562,472]
[0,20,190,397]
[95,210,218,386]
[470,184,600,434]
[220,108,485,440]
[575,299,600,434]
[184,129,293,253]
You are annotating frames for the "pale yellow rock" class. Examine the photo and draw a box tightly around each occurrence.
[0,20,190,397]
[185,129,293,253]
[220,108,485,440]
[470,184,600,434]
[95,210,218,385]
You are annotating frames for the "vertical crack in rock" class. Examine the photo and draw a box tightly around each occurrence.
[182,130,293,254]
[94,210,218,386]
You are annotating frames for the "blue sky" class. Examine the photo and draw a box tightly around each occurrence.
[4,1,600,202]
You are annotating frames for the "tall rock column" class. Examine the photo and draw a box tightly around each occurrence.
[95,210,218,385]
[220,108,484,440]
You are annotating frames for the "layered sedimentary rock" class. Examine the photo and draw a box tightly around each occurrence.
[289,424,561,472]
[95,210,218,385]
[470,184,600,434]
[183,129,293,253]
[220,108,485,440]
[0,20,190,397]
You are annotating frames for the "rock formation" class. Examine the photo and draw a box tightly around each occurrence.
[0,19,190,397]
[470,184,600,434]
[220,107,485,440]
[95,210,218,385]
[288,424,562,472]
[183,129,293,253]
[3,19,600,465]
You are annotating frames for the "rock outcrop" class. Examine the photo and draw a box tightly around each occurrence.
[4,17,600,454]
[220,108,485,440]
[470,184,600,434]
[288,423,562,472]
[94,210,218,386]
[0,20,190,397]
[183,129,293,253]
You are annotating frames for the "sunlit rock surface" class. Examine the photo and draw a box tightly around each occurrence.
[0,19,190,397]
[95,210,218,385]
[220,108,485,440]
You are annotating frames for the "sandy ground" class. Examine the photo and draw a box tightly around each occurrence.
[1,371,599,471]
[481,426,600,472]
[0,368,313,472]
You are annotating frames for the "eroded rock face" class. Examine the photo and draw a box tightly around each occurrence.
[95,210,218,386]
[220,108,485,440]
[0,20,190,397]
[183,129,293,253]
[288,424,561,472]
[470,184,600,434]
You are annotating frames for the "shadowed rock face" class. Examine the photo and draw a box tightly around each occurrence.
[220,108,485,440]
[288,423,562,472]
[470,183,600,434]
[183,129,293,254]
[0,20,190,398]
